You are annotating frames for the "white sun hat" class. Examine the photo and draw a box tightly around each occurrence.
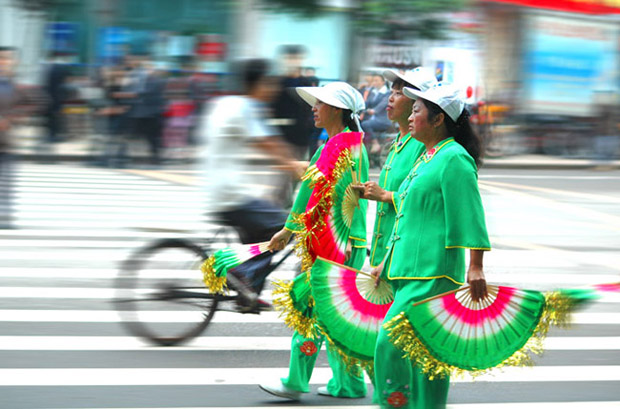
[296,81,366,114]
[402,82,465,123]
[383,66,437,91]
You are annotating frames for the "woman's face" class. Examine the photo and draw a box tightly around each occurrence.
[312,100,341,129]
[408,99,433,141]
[387,84,414,124]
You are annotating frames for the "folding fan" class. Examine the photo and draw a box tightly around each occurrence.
[310,257,393,369]
[556,282,620,306]
[386,283,620,379]
[293,131,364,272]
[201,241,270,294]
[303,131,364,186]
[272,273,316,338]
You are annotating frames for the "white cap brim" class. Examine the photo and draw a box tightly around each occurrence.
[296,87,349,110]
[382,69,401,83]
[402,87,424,101]
[402,85,464,123]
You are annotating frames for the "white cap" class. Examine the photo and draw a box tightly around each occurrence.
[403,82,465,123]
[296,81,366,114]
[383,67,437,91]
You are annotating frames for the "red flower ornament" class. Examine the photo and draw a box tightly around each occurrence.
[387,391,408,408]
[299,341,318,356]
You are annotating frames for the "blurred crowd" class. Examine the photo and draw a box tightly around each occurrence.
[1,45,619,171]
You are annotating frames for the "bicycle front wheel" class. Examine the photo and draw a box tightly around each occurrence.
[115,238,218,346]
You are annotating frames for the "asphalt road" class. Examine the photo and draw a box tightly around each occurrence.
[0,162,618,409]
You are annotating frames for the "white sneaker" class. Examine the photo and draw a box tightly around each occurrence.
[317,386,332,396]
[259,381,302,401]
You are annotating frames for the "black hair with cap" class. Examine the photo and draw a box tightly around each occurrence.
[342,109,361,132]
[422,99,482,168]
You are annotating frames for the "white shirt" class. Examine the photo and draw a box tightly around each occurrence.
[199,95,279,213]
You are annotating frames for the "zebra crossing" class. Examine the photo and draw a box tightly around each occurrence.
[0,162,619,408]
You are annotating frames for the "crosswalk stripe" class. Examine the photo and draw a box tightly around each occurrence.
[2,310,619,324]
[0,267,294,280]
[2,286,620,303]
[1,270,619,287]
[16,198,201,207]
[16,212,200,222]
[16,181,192,190]
[0,240,148,248]
[0,366,619,386]
[15,205,203,214]
[13,220,205,229]
[0,336,618,351]
[0,229,215,238]
[16,187,198,195]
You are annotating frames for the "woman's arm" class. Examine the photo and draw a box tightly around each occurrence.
[467,249,487,302]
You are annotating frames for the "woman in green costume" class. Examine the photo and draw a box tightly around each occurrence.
[259,81,370,401]
[362,67,437,270]
[361,83,491,409]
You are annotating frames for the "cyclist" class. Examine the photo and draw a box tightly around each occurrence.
[199,59,306,308]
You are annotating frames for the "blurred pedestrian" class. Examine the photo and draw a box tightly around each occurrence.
[200,58,306,306]
[0,46,26,229]
[260,81,369,401]
[42,51,70,144]
[362,73,392,155]
[357,70,374,104]
[271,45,314,208]
[594,101,620,165]
[303,67,319,87]
[92,65,131,167]
[129,59,167,165]
[302,67,322,156]
[364,83,490,409]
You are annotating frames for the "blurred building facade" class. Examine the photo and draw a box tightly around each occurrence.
[1,0,618,158]
[480,0,620,117]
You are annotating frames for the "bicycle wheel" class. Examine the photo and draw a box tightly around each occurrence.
[115,238,218,346]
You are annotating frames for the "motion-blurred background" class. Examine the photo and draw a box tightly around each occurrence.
[1,0,619,161]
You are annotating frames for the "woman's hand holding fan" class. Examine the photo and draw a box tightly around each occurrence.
[354,181,392,203]
[268,228,293,252]
[467,250,488,302]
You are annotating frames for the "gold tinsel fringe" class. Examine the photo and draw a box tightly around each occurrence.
[271,149,359,356]
[200,256,227,294]
[290,149,355,277]
[272,279,317,339]
[385,291,577,380]
[301,164,324,187]
[316,324,374,379]
[290,213,316,276]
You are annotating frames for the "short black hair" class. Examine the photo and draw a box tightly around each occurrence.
[279,44,306,56]
[240,58,271,93]
[0,46,17,52]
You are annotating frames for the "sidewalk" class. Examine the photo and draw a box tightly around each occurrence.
[10,130,620,170]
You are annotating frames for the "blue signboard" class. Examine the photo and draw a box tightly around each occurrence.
[522,13,618,116]
[45,22,79,54]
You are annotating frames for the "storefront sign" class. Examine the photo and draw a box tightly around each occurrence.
[522,13,619,116]
[366,42,422,69]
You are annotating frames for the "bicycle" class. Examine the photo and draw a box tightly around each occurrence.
[114,225,296,346]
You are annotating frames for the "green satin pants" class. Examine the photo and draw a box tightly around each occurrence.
[374,278,458,408]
